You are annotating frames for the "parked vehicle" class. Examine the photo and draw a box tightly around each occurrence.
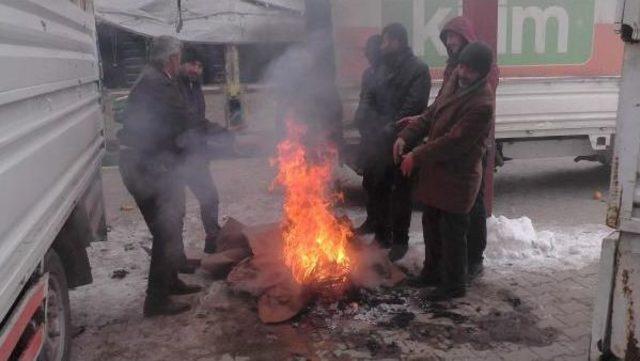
[591,0,640,358]
[332,0,622,164]
[0,1,106,359]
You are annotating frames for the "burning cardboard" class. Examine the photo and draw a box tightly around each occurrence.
[219,221,405,323]
[204,115,406,324]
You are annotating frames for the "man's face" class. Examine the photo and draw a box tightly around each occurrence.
[445,32,466,58]
[457,63,481,88]
[182,61,203,80]
[380,33,400,56]
[167,53,182,77]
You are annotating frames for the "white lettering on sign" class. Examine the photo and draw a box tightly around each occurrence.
[498,0,508,54]
[412,0,462,57]
[511,6,570,54]
[410,0,573,59]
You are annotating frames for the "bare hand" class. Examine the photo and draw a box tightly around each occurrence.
[396,115,421,129]
[393,138,407,164]
[400,153,415,177]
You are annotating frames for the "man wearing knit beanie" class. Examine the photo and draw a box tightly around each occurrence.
[397,18,499,284]
[457,42,494,89]
[177,45,235,260]
[393,41,496,301]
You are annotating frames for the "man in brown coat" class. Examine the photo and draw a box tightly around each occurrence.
[439,16,499,281]
[393,42,495,301]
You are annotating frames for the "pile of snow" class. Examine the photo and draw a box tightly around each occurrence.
[484,216,611,267]
[398,215,612,272]
[485,216,551,260]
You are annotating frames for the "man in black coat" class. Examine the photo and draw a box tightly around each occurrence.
[118,36,201,317]
[177,46,235,256]
[354,34,382,222]
[357,24,432,261]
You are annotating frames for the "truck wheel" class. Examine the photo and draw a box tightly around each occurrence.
[38,251,71,361]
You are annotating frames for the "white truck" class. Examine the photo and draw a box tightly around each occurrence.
[0,1,106,360]
[591,0,640,358]
[331,0,621,164]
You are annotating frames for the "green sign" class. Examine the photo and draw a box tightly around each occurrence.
[381,0,595,67]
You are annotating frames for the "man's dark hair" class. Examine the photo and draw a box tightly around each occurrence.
[382,23,409,47]
[458,42,494,77]
[365,34,382,56]
[365,34,382,53]
[182,45,203,64]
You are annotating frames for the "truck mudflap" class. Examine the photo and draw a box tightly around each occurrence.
[0,275,47,361]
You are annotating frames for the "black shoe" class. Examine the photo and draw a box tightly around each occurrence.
[355,219,376,235]
[143,298,191,317]
[388,243,409,262]
[467,262,484,284]
[407,273,441,288]
[422,287,466,302]
[170,278,203,295]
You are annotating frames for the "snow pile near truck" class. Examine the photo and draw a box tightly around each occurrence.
[484,216,610,265]
[398,216,612,273]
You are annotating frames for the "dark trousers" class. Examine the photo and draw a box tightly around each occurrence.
[467,186,487,266]
[467,155,488,266]
[119,150,185,300]
[362,162,413,244]
[183,157,221,249]
[422,206,470,289]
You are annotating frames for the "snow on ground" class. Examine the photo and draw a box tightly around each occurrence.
[70,159,609,360]
[398,215,612,274]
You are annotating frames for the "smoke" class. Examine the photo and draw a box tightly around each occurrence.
[260,0,344,154]
[116,0,345,267]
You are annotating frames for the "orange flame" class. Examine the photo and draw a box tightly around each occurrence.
[273,113,353,285]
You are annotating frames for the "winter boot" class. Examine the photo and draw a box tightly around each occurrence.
[143,297,191,317]
[170,278,202,295]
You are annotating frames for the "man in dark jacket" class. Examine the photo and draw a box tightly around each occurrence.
[394,42,495,301]
[177,46,234,256]
[354,34,382,227]
[118,36,202,317]
[357,23,431,260]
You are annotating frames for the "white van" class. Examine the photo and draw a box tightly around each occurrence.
[332,0,621,163]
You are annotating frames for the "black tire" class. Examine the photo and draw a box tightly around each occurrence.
[38,251,71,361]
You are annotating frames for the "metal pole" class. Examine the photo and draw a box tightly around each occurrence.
[225,44,243,129]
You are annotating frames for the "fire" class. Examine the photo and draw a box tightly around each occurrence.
[273,113,353,286]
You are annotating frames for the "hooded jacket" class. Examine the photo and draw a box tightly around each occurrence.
[440,16,499,94]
